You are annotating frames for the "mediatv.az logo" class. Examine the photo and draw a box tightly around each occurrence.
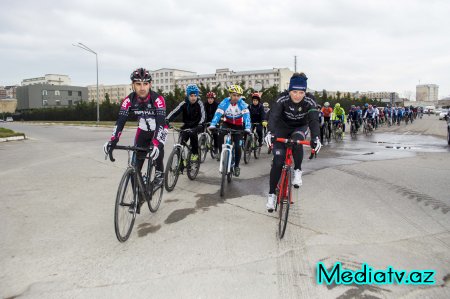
[316,262,436,285]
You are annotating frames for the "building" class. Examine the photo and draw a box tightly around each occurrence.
[174,68,293,93]
[21,74,71,86]
[358,91,400,102]
[416,84,439,102]
[1,85,19,99]
[150,68,196,92]
[16,84,88,110]
[87,84,133,103]
[0,99,17,113]
[0,87,6,99]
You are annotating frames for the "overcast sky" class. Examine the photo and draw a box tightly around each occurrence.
[1,0,449,99]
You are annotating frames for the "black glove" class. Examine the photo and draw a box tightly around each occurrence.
[109,138,119,152]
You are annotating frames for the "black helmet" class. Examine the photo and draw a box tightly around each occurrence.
[130,68,152,82]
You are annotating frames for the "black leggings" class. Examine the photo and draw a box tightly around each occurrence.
[180,126,200,155]
[269,126,308,194]
[133,128,164,173]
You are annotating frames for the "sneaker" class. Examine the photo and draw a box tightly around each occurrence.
[153,171,164,187]
[266,194,275,212]
[190,154,199,162]
[293,169,303,188]
[234,166,240,177]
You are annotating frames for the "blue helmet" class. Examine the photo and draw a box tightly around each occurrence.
[186,84,199,96]
[364,103,369,108]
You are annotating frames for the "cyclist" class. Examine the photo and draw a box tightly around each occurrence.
[332,103,346,135]
[347,105,360,132]
[104,68,167,186]
[204,91,220,155]
[208,85,251,177]
[373,105,380,129]
[166,84,205,161]
[321,102,333,141]
[249,92,265,147]
[318,104,325,143]
[264,73,321,212]
[363,104,376,129]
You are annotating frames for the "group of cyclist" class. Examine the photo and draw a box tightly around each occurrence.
[104,68,322,213]
[316,101,423,143]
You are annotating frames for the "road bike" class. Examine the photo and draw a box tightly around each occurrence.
[198,123,218,162]
[107,145,163,242]
[349,119,357,139]
[164,127,200,192]
[273,137,313,239]
[243,123,262,164]
[215,127,243,197]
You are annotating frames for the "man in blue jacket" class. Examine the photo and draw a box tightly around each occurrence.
[208,85,251,177]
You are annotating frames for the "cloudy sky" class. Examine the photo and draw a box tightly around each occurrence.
[1,0,449,99]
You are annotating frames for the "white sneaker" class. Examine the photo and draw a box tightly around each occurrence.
[266,194,275,213]
[293,169,303,188]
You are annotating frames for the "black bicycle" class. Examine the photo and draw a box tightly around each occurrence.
[164,127,200,192]
[107,145,163,242]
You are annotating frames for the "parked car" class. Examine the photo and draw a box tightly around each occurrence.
[6,117,13,122]
[439,109,449,120]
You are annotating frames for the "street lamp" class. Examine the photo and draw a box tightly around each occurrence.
[73,42,99,123]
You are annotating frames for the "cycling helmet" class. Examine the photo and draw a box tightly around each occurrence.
[130,68,152,82]
[335,103,341,108]
[365,103,369,108]
[324,102,330,107]
[186,84,199,96]
[263,102,269,108]
[317,104,322,109]
[228,84,243,95]
[251,92,261,100]
[206,91,216,99]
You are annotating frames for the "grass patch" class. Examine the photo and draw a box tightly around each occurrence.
[0,127,26,138]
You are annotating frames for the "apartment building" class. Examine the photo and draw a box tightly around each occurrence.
[416,84,439,102]
[16,84,87,110]
[87,84,133,103]
[149,68,196,92]
[21,74,71,86]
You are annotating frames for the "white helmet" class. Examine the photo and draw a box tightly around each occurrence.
[324,102,330,107]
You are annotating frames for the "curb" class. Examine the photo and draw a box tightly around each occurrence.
[0,135,26,143]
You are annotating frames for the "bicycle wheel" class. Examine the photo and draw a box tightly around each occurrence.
[114,167,137,242]
[164,148,181,192]
[254,140,261,159]
[351,124,356,138]
[147,161,164,213]
[187,150,200,180]
[209,137,218,159]
[278,168,291,239]
[220,151,229,197]
[243,135,252,164]
[199,134,208,163]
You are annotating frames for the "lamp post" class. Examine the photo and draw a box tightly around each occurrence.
[73,42,99,123]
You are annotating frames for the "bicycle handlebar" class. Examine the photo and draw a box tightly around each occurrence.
[107,145,153,162]
[211,127,244,135]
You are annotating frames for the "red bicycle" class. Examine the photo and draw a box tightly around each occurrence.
[274,137,314,239]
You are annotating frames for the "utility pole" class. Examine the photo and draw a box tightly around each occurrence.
[294,56,297,73]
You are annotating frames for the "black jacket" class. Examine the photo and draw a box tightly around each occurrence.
[166,97,205,128]
[204,100,219,123]
[249,103,265,123]
[268,92,320,139]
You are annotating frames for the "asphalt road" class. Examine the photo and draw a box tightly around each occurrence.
[1,118,449,299]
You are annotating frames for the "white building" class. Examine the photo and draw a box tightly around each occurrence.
[175,68,293,93]
[359,91,399,101]
[416,84,439,102]
[21,74,71,86]
[87,84,133,103]
[150,68,196,92]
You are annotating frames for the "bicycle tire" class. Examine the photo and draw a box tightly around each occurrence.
[186,150,200,180]
[254,143,261,159]
[243,136,252,164]
[114,167,137,242]
[199,134,208,163]
[164,148,181,192]
[147,162,164,213]
[278,168,291,239]
[220,152,229,197]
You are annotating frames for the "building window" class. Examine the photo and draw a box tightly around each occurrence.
[68,91,73,96]
[42,90,48,96]
[42,99,48,106]
[170,72,173,76]
[165,72,168,76]
[55,90,60,96]
[56,100,61,106]
[78,91,82,96]
[68,100,73,106]
[165,79,168,83]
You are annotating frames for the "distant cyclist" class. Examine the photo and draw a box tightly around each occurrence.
[321,102,333,140]
[204,91,220,155]
[264,73,321,212]
[104,68,167,186]
[166,84,206,162]
[208,85,251,177]
[332,103,346,135]
[249,92,265,147]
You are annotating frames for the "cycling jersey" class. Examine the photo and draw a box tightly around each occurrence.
[268,92,320,139]
[321,107,333,118]
[111,91,167,147]
[363,108,376,119]
[166,97,205,128]
[211,97,251,129]
[204,100,219,123]
[249,102,266,123]
[333,107,346,122]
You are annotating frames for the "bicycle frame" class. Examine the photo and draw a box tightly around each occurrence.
[219,133,233,174]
